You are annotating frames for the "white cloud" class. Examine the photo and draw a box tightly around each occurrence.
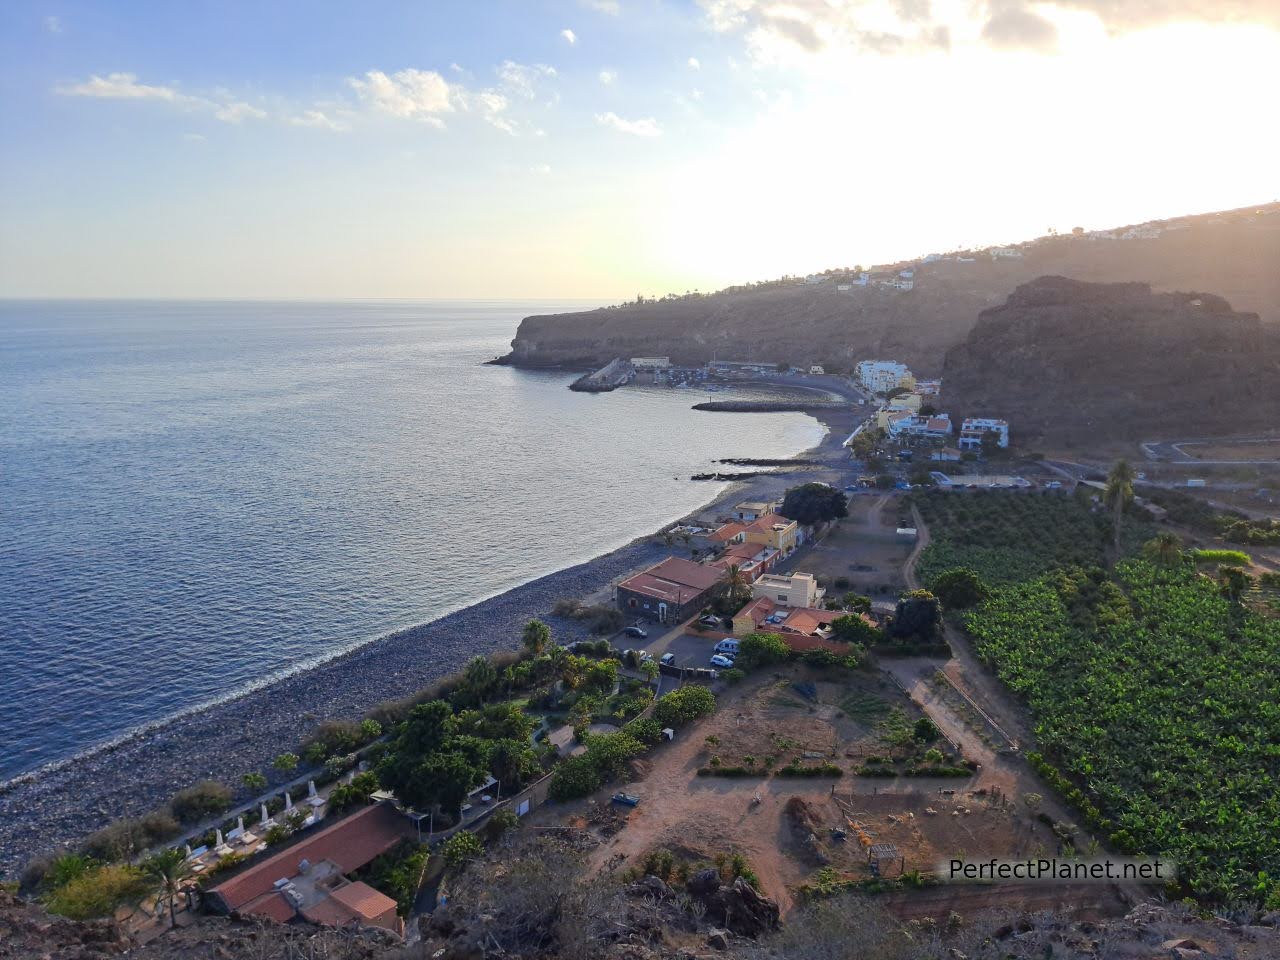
[56,72,268,123]
[580,0,621,13]
[348,68,455,123]
[496,61,557,99]
[532,163,553,174]
[688,56,701,69]
[182,132,206,143]
[561,28,578,44]
[598,69,617,84]
[214,101,267,123]
[44,15,62,34]
[289,109,349,131]
[58,72,184,102]
[595,111,661,136]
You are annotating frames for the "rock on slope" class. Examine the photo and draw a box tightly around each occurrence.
[941,276,1280,447]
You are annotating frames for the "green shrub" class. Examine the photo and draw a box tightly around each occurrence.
[653,686,716,727]
[628,718,664,745]
[735,632,791,671]
[443,831,483,868]
[169,781,233,824]
[273,752,300,773]
[722,668,746,685]
[1191,548,1251,566]
[241,772,267,792]
[45,864,150,920]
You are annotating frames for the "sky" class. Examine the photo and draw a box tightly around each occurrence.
[1,0,1277,299]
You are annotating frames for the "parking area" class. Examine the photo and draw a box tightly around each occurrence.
[608,615,732,672]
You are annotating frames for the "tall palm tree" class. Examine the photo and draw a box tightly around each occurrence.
[724,564,750,603]
[1143,532,1183,567]
[1104,459,1136,558]
[143,848,192,928]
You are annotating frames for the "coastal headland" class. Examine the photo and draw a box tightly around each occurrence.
[0,394,857,877]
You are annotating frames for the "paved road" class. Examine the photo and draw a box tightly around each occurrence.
[1141,435,1280,463]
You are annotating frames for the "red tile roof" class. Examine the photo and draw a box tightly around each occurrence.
[618,557,723,603]
[735,596,775,626]
[331,881,398,922]
[780,606,835,636]
[240,891,296,924]
[709,522,747,543]
[745,513,795,534]
[207,803,414,914]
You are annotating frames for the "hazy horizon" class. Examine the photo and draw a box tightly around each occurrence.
[2,1,1278,300]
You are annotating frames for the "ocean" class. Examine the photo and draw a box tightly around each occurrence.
[0,300,825,782]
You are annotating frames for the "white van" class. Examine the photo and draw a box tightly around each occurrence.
[714,638,739,655]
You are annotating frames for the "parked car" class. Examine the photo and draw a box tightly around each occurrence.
[624,625,647,638]
[639,651,654,663]
[714,638,740,656]
[660,652,675,665]
[697,615,722,628]
[612,792,641,807]
[709,654,734,668]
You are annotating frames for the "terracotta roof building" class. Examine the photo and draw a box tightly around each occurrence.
[616,556,724,624]
[204,802,415,936]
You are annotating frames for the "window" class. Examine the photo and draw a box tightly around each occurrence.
[628,599,637,608]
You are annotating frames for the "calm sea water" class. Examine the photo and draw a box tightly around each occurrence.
[0,301,824,781]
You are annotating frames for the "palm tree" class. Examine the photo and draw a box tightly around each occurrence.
[1104,459,1136,558]
[724,564,750,604]
[1142,532,1183,567]
[143,848,192,928]
[521,619,550,656]
[640,658,660,688]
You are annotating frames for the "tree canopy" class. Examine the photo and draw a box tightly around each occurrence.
[780,483,848,525]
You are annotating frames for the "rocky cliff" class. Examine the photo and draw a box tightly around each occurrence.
[941,276,1280,447]
[501,203,1280,374]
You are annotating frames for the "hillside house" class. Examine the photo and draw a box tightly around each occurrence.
[915,379,942,397]
[731,596,846,645]
[615,557,723,623]
[204,802,415,935]
[888,414,953,441]
[856,360,914,394]
[990,247,1024,259]
[958,417,1009,449]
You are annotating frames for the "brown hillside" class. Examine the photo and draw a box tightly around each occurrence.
[502,203,1280,373]
[941,276,1280,447]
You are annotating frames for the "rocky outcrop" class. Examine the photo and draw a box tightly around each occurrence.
[941,276,1280,446]
[685,870,780,938]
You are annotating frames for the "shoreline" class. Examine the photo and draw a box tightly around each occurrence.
[0,399,856,876]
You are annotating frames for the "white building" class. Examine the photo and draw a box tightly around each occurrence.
[750,572,824,609]
[990,247,1024,259]
[958,417,1009,449]
[631,357,671,370]
[856,360,913,394]
[809,365,825,375]
[915,379,942,397]
[804,274,827,284]
[888,413,953,441]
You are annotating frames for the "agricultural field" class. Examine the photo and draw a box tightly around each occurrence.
[912,489,1152,586]
[965,559,1280,903]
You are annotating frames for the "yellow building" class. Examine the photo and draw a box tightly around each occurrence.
[743,513,799,556]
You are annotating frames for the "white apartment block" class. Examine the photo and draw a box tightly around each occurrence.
[958,417,1009,449]
[856,360,913,394]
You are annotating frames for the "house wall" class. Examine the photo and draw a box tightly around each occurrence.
[616,585,712,623]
